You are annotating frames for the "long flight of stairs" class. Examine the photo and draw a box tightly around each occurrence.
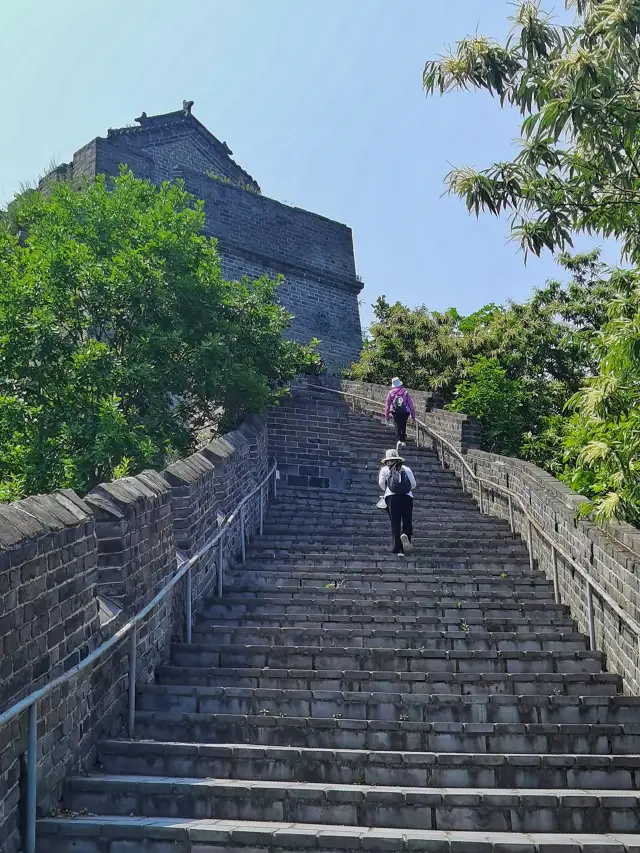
[38,387,640,851]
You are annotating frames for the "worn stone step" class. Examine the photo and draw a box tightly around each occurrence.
[240,556,533,571]
[154,665,621,696]
[223,583,553,602]
[136,686,639,725]
[224,578,551,599]
[217,565,552,583]
[270,500,481,514]
[199,594,568,617]
[34,815,640,853]
[253,531,523,545]
[64,774,640,833]
[261,522,515,535]
[189,625,586,652]
[248,542,530,558]
[272,492,471,506]
[97,741,640,790]
[132,711,640,754]
[170,642,603,674]
[195,610,575,630]
[226,570,545,588]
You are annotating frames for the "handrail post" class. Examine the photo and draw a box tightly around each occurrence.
[240,505,246,564]
[217,533,224,598]
[508,494,515,536]
[185,566,192,643]
[26,700,37,853]
[273,467,278,501]
[587,581,596,651]
[415,420,420,447]
[552,545,560,604]
[441,442,445,470]
[259,486,265,536]
[128,625,137,738]
[527,520,535,573]
[461,466,466,493]
[479,482,485,515]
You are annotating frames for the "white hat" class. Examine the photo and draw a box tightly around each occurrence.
[381,448,404,464]
[391,377,403,388]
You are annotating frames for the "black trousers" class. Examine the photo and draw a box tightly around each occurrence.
[392,410,410,442]
[385,494,413,553]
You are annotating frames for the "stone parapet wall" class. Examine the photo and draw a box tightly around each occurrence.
[445,448,640,695]
[0,414,269,853]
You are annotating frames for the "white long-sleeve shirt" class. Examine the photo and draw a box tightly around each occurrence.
[378,465,416,498]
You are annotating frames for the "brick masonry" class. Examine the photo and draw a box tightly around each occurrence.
[41,107,364,373]
[331,377,640,696]
[0,414,269,853]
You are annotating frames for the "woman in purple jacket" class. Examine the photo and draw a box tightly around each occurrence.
[385,378,415,449]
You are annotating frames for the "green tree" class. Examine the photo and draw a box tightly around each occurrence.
[422,0,640,522]
[449,358,537,455]
[560,275,640,524]
[423,0,640,261]
[0,169,319,498]
[349,296,464,396]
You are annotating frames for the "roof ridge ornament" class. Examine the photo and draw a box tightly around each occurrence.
[182,99,194,116]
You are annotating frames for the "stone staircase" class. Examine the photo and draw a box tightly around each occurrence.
[37,388,640,851]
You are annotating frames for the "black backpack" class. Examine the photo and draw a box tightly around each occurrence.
[388,466,411,495]
[391,393,406,414]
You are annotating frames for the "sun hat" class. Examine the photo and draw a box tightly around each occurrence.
[381,448,404,464]
[391,377,403,388]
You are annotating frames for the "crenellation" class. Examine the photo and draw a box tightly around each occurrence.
[0,409,270,853]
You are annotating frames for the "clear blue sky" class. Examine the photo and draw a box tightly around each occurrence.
[0,0,620,331]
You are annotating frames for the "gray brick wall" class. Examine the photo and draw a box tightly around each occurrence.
[0,413,270,853]
[220,251,362,372]
[0,491,99,853]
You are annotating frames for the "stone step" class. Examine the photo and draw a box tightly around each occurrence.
[224,579,551,599]
[222,583,553,601]
[197,593,569,616]
[273,491,470,505]
[34,815,640,853]
[240,556,533,570]
[97,741,640,789]
[196,611,575,630]
[132,711,640,754]
[228,563,544,581]
[261,522,515,535]
[154,665,621,696]
[188,626,587,652]
[170,642,604,674]
[64,774,640,833]
[135,686,639,725]
[248,540,529,556]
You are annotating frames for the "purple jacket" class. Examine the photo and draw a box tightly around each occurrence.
[385,387,415,419]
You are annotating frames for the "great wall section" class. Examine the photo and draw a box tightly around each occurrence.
[3,106,640,851]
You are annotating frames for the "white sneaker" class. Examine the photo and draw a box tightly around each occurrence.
[401,441,407,448]
[401,534,413,553]
[396,441,402,452]
[397,553,405,558]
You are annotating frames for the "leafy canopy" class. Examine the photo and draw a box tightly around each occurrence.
[421,0,640,523]
[424,0,640,262]
[0,169,319,499]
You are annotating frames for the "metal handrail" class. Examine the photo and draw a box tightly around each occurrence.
[308,383,640,652]
[0,460,278,853]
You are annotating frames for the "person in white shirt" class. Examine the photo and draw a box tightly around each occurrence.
[378,448,416,557]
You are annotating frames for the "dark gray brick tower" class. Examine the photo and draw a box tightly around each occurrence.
[42,101,364,372]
